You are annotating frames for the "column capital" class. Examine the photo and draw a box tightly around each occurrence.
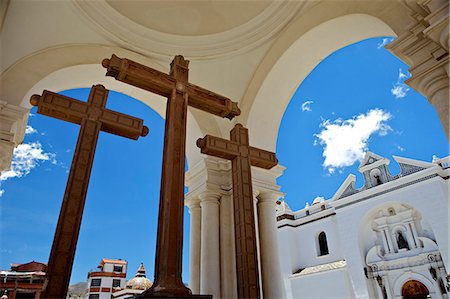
[258,190,284,205]
[199,190,221,205]
[185,197,201,210]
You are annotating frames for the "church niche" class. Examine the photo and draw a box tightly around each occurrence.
[364,204,447,299]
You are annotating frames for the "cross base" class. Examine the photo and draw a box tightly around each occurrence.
[132,293,212,299]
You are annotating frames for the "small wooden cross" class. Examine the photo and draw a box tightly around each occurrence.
[197,123,278,299]
[102,55,240,296]
[30,85,148,299]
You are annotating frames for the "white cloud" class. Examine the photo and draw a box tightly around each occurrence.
[377,38,394,49]
[25,125,38,135]
[0,142,56,197]
[314,109,392,174]
[396,145,406,152]
[301,101,314,112]
[391,69,410,99]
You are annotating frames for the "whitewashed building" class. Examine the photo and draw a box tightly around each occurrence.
[86,259,127,299]
[276,153,450,299]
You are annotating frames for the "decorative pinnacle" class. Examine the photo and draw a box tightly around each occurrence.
[30,95,41,106]
[141,126,150,137]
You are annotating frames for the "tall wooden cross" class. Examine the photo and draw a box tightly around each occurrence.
[196,123,278,299]
[29,85,148,299]
[102,54,240,296]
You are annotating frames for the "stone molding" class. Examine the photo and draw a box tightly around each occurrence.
[71,0,305,59]
[0,139,15,173]
[185,156,285,202]
[0,101,29,172]
[291,260,347,277]
[386,0,449,138]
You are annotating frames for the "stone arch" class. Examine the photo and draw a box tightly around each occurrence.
[1,44,216,166]
[393,273,435,299]
[241,13,397,152]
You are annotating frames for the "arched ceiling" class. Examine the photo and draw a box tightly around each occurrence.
[72,0,305,59]
[106,0,271,36]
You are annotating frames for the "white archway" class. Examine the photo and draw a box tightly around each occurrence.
[392,272,435,299]
[243,14,396,152]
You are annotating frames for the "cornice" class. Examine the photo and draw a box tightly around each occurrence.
[71,0,304,59]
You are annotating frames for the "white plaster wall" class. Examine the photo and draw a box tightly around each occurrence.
[277,226,296,299]
[287,214,344,271]
[289,268,355,299]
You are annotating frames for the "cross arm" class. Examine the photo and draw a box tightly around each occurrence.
[102,55,175,98]
[196,135,239,161]
[187,83,241,120]
[30,91,148,140]
[249,147,278,169]
[30,91,90,126]
[99,109,148,140]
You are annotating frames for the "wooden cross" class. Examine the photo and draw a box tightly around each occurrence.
[196,123,278,299]
[29,85,148,299]
[102,55,240,296]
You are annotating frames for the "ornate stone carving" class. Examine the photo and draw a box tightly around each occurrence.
[386,0,449,138]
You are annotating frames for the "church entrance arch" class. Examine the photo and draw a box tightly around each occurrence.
[401,280,429,299]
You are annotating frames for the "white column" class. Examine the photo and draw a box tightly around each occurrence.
[257,191,286,299]
[200,191,221,298]
[385,228,395,253]
[186,197,201,294]
[219,192,237,299]
[409,222,419,247]
[253,190,263,297]
[378,227,390,254]
[383,276,393,299]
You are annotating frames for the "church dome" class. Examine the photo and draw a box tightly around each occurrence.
[126,263,152,290]
[312,196,325,205]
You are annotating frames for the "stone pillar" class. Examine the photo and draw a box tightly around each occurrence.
[409,221,419,247]
[219,192,238,299]
[379,228,390,254]
[186,197,201,293]
[385,228,395,253]
[257,191,286,299]
[252,190,263,297]
[0,101,29,172]
[199,191,221,298]
[386,0,449,139]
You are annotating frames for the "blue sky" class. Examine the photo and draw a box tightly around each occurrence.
[0,37,448,285]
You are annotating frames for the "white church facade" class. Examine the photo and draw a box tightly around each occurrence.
[276,152,450,299]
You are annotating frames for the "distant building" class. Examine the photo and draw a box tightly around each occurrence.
[86,259,127,299]
[0,261,46,299]
[112,263,152,299]
[276,153,450,298]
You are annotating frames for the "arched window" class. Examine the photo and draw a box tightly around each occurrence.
[318,232,329,256]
